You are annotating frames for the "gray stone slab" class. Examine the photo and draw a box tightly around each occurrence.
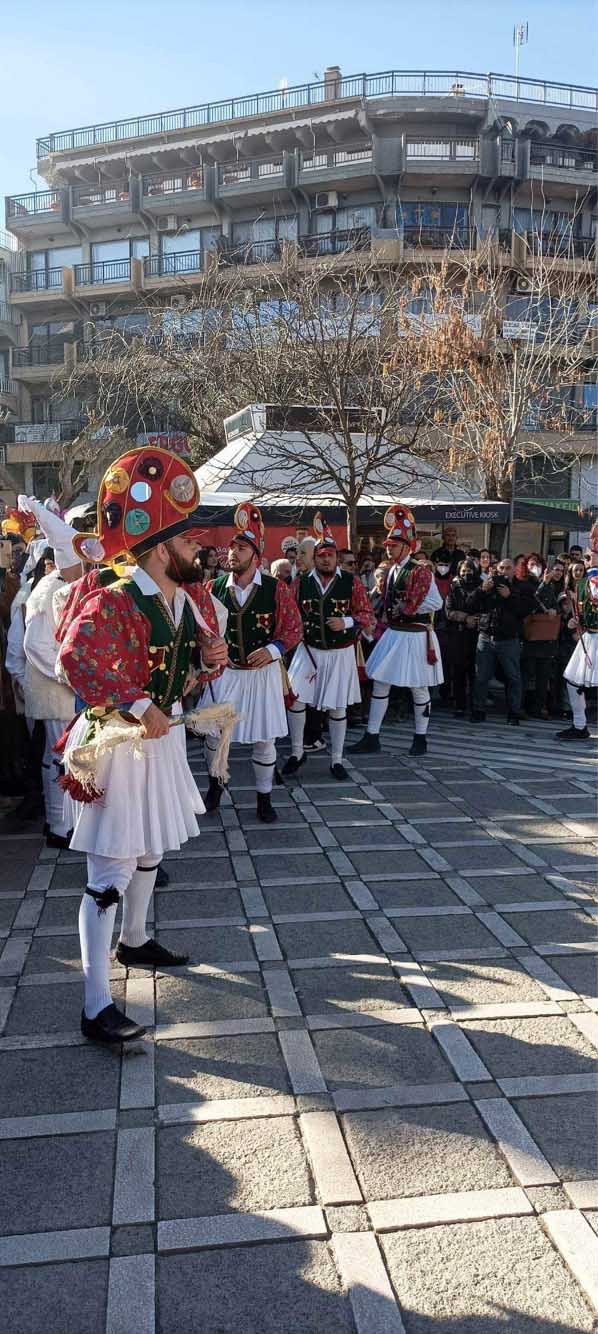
[257,852,334,885]
[156,1032,290,1104]
[5,980,126,1036]
[0,1131,115,1234]
[0,936,30,977]
[0,1258,109,1330]
[542,953,598,1001]
[461,1015,598,1078]
[332,1232,406,1334]
[436,843,527,872]
[159,1095,295,1125]
[313,1024,456,1091]
[22,933,83,976]
[261,882,353,915]
[391,913,501,953]
[430,1020,492,1081]
[381,1215,595,1331]
[334,1083,468,1113]
[533,843,598,870]
[112,1128,155,1225]
[300,1111,362,1205]
[155,970,267,1025]
[275,918,380,962]
[543,1209,598,1313]
[343,1102,513,1200]
[465,873,566,905]
[514,1092,598,1181]
[369,880,464,910]
[246,826,321,851]
[154,888,244,923]
[474,1097,559,1186]
[156,924,255,963]
[157,1238,353,1333]
[158,1116,312,1219]
[353,850,428,878]
[502,908,598,945]
[292,962,409,1017]
[106,1254,154,1334]
[279,1029,327,1094]
[423,958,548,1007]
[120,1038,154,1111]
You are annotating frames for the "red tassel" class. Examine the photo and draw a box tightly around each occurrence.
[427,647,438,665]
[284,689,298,709]
[53,716,79,757]
[59,772,104,804]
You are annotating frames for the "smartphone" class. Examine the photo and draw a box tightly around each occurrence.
[0,539,13,571]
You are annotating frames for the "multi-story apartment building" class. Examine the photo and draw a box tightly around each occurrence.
[3,66,597,544]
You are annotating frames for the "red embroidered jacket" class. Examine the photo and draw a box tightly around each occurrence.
[58,578,223,709]
[385,562,433,617]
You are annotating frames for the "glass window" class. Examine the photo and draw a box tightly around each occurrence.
[337,205,376,230]
[32,463,61,496]
[48,245,82,269]
[29,251,46,271]
[131,237,150,260]
[160,229,200,255]
[277,216,298,241]
[91,239,130,263]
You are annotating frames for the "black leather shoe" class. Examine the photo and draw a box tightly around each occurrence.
[348,732,381,754]
[204,776,223,813]
[555,724,590,741]
[155,864,169,888]
[409,735,427,756]
[256,792,277,823]
[116,938,189,968]
[281,753,306,776]
[506,714,520,726]
[330,762,349,781]
[81,1003,146,1044]
[46,830,71,850]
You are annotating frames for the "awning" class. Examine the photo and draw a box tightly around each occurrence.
[514,498,596,527]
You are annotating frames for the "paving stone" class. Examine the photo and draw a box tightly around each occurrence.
[111,1225,155,1257]
[474,1097,558,1186]
[533,843,598,869]
[156,925,255,963]
[21,934,83,976]
[392,913,500,953]
[0,1131,115,1233]
[159,856,235,885]
[564,1181,598,1208]
[368,880,463,910]
[313,1024,455,1091]
[332,1231,407,1334]
[436,844,528,871]
[300,1111,362,1204]
[343,1103,513,1199]
[502,908,598,945]
[246,827,322,851]
[526,1184,572,1212]
[354,850,427,877]
[0,900,18,930]
[381,1215,595,1332]
[292,963,409,1016]
[325,1204,371,1232]
[5,981,126,1036]
[543,1208,598,1313]
[261,883,354,915]
[514,1093,598,1181]
[256,852,334,885]
[155,972,268,1025]
[157,1240,354,1333]
[156,1033,290,1104]
[335,826,412,849]
[158,1116,312,1219]
[0,1260,109,1334]
[0,1042,120,1116]
[542,953,598,1001]
[275,919,380,961]
[106,1253,154,1334]
[154,888,244,922]
[424,957,548,1007]
[464,874,565,904]
[462,1015,598,1078]
[2,863,42,894]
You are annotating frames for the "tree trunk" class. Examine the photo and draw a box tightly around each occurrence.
[346,501,359,551]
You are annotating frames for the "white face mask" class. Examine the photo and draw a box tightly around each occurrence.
[436,564,450,576]
[528,563,542,578]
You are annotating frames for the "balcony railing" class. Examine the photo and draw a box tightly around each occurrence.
[72,181,132,207]
[12,419,82,443]
[6,191,64,218]
[36,70,598,156]
[11,267,64,293]
[299,144,373,172]
[405,137,479,160]
[0,301,18,324]
[142,169,204,196]
[74,259,131,285]
[402,225,474,249]
[225,238,284,265]
[528,231,596,258]
[0,228,19,251]
[530,141,598,171]
[299,227,371,257]
[144,251,203,277]
[218,156,284,186]
[501,139,516,161]
[12,344,67,368]
[0,377,18,397]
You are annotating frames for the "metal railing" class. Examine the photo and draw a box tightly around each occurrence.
[299,227,371,257]
[74,259,131,285]
[0,301,17,323]
[218,156,284,185]
[10,267,64,293]
[12,344,67,367]
[0,377,18,397]
[36,69,598,156]
[0,228,19,251]
[402,225,474,249]
[405,137,479,160]
[501,139,516,161]
[11,419,82,443]
[72,181,131,206]
[225,238,284,265]
[142,169,204,196]
[529,140,598,171]
[6,190,64,217]
[299,144,373,172]
[528,231,596,258]
[144,251,203,277]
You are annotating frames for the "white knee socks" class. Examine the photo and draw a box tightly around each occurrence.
[328,709,347,764]
[287,703,306,758]
[81,853,156,1019]
[567,682,587,729]
[367,685,391,735]
[412,688,431,736]
[252,739,277,793]
[119,859,159,948]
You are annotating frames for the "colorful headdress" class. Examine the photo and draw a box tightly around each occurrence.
[2,507,37,545]
[383,504,417,552]
[72,447,202,566]
[590,521,598,557]
[313,512,337,550]
[232,502,264,554]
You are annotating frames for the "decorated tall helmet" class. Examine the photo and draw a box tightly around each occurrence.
[2,506,38,545]
[72,447,203,566]
[232,502,264,554]
[383,503,418,552]
[313,512,337,550]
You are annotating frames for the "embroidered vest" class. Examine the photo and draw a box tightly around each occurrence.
[211,572,277,665]
[384,558,425,625]
[298,571,356,649]
[579,576,598,632]
[116,577,197,709]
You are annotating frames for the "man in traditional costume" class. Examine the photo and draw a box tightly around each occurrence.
[204,503,302,823]
[349,504,443,756]
[556,521,598,742]
[57,447,228,1044]
[283,514,374,780]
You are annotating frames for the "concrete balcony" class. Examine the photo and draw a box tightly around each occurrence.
[217,154,292,202]
[0,302,19,345]
[71,178,141,229]
[0,377,19,412]
[5,190,70,241]
[297,145,373,190]
[11,419,82,444]
[143,250,205,289]
[141,168,212,215]
[73,258,143,295]
[11,341,77,383]
[9,266,72,308]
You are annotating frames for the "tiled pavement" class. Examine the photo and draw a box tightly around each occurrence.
[0,715,597,1333]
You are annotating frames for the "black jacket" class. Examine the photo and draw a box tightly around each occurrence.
[466,578,536,640]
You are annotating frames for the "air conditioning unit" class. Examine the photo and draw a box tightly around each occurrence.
[170,294,190,310]
[515,275,533,294]
[314,191,338,210]
[89,301,107,318]
[157,215,179,233]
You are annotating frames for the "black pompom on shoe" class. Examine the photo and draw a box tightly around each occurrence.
[81,1003,146,1044]
[330,763,349,781]
[204,777,223,813]
[256,792,277,823]
[281,753,307,776]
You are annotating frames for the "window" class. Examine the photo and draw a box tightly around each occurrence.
[160,229,201,273]
[337,205,376,231]
[32,463,61,496]
[399,202,468,230]
[48,245,82,269]
[131,237,150,261]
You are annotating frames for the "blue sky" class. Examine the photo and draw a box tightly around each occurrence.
[1,0,596,205]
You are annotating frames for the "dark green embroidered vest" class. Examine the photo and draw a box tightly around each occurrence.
[211,572,277,665]
[579,576,598,632]
[117,577,196,709]
[297,570,356,649]
[385,558,426,625]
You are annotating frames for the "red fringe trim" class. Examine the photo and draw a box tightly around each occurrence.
[59,772,104,804]
[53,716,79,757]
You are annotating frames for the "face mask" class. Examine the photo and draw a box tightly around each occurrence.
[528,563,542,578]
[436,565,450,576]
